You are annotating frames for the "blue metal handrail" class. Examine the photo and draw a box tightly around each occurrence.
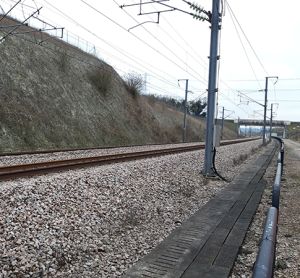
[253,137,284,278]
[272,163,282,209]
[252,207,278,278]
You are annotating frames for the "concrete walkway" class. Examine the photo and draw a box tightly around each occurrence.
[124,142,277,278]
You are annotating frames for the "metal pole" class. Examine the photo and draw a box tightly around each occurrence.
[263,76,278,145]
[263,77,268,145]
[183,79,189,143]
[203,0,222,176]
[269,104,273,142]
[221,106,224,140]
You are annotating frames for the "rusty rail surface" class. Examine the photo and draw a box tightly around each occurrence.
[0,137,259,181]
[0,137,258,156]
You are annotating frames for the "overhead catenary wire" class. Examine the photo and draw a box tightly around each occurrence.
[138,0,209,70]
[8,34,171,99]
[219,91,249,114]
[223,77,300,82]
[0,0,21,22]
[118,0,212,94]
[226,3,262,90]
[147,0,251,121]
[38,0,187,92]
[79,0,207,86]
[113,0,208,84]
[44,0,203,91]
[226,1,269,76]
[163,18,209,69]
[37,0,252,110]
[215,1,274,117]
[0,11,149,80]
[1,24,193,100]
[0,13,185,99]
[253,99,300,103]
[5,0,285,118]
[0,6,41,43]
[224,88,300,92]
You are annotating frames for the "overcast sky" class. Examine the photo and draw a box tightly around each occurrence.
[2,0,300,122]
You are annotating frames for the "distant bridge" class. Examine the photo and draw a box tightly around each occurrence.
[235,119,291,127]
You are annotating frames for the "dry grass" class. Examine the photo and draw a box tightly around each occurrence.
[123,73,144,97]
[88,68,112,96]
[57,51,70,72]
[232,153,249,166]
[0,17,240,152]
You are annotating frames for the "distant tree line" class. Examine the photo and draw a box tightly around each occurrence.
[146,94,207,117]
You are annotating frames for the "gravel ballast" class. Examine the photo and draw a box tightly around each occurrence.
[0,140,262,277]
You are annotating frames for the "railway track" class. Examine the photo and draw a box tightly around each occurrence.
[0,141,200,156]
[0,137,259,181]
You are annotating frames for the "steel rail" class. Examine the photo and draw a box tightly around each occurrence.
[0,137,259,157]
[0,137,259,181]
[0,142,201,156]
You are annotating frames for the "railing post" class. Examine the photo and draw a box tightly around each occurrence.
[280,143,284,166]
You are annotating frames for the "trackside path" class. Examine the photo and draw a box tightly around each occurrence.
[125,143,276,278]
[231,139,300,278]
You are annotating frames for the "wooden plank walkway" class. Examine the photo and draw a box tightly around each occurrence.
[124,143,276,278]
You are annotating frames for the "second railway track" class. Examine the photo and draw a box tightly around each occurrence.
[0,137,259,181]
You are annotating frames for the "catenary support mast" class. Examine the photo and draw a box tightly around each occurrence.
[183,79,189,143]
[262,77,269,145]
[203,0,222,176]
[263,76,278,145]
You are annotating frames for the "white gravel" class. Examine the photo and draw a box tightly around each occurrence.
[0,140,262,277]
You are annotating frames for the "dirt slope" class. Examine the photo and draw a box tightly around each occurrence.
[0,17,237,152]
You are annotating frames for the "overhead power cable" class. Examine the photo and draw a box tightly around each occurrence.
[4,29,175,98]
[41,0,184,91]
[223,78,300,82]
[0,0,21,22]
[218,91,249,115]
[0,6,41,43]
[225,88,300,92]
[227,3,262,90]
[114,0,208,84]
[163,17,209,69]
[128,0,209,71]
[256,99,300,102]
[116,0,208,82]
[41,0,208,92]
[226,1,269,76]
[79,0,207,85]
[4,16,185,99]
